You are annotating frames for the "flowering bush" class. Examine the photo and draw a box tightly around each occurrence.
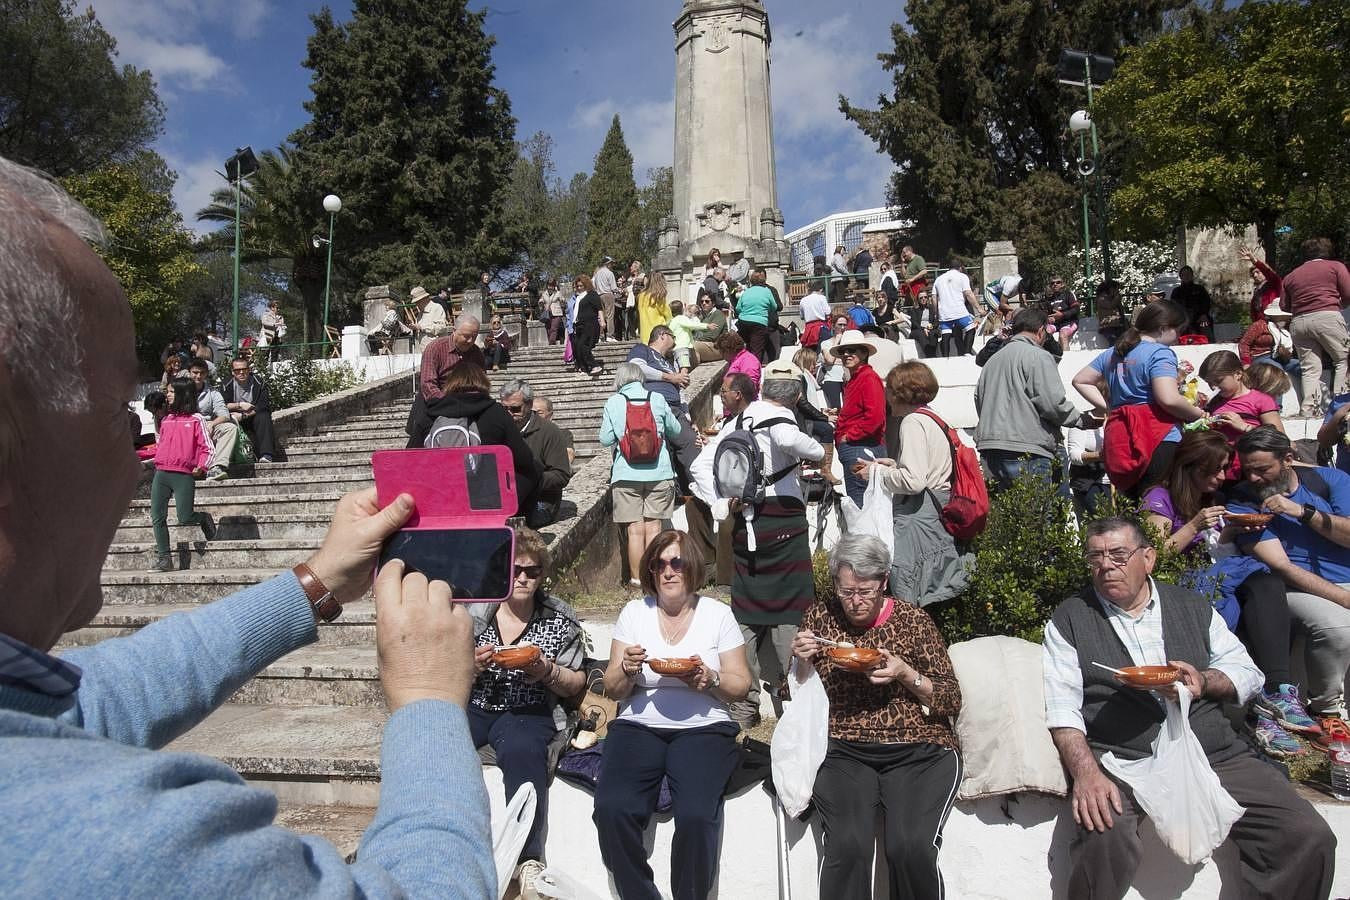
[1066,239,1174,298]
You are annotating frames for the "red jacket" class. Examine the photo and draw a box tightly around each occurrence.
[153,414,212,474]
[837,363,886,443]
[1249,259,1281,322]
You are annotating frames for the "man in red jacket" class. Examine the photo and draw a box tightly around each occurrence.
[1285,237,1350,416]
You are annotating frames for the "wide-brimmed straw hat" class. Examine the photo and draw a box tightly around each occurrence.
[763,360,806,382]
[830,329,875,356]
[409,285,431,303]
[1263,300,1291,320]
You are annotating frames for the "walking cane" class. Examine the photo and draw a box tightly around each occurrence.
[774,793,793,900]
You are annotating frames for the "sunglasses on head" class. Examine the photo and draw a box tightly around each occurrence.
[649,556,686,574]
[513,564,543,579]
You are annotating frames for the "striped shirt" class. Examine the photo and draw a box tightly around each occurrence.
[0,633,81,698]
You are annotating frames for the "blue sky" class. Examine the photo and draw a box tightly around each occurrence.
[85,1,900,237]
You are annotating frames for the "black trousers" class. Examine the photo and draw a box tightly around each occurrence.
[240,410,277,459]
[573,321,600,372]
[737,321,770,363]
[1235,569,1293,689]
[814,739,962,900]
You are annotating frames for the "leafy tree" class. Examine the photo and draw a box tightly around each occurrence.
[638,166,673,265]
[0,0,163,176]
[197,146,331,345]
[62,156,203,366]
[551,172,590,281]
[841,0,1188,270]
[1096,0,1350,256]
[286,0,517,294]
[583,115,641,271]
[501,131,555,280]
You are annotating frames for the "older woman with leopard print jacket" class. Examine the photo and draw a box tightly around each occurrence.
[792,533,963,900]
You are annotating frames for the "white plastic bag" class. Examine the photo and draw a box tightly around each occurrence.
[1101,690,1244,864]
[491,783,536,899]
[535,867,608,900]
[770,658,830,818]
[840,465,894,561]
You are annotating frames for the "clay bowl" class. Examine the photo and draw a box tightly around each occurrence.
[826,646,883,673]
[1225,511,1273,528]
[1115,665,1180,689]
[492,645,541,670]
[647,657,700,677]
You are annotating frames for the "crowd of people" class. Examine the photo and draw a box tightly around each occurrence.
[4,146,1346,900]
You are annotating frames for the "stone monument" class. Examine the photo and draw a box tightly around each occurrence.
[655,0,791,296]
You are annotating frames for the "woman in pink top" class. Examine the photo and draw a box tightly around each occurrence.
[715,331,761,395]
[148,377,217,572]
[1199,351,1283,479]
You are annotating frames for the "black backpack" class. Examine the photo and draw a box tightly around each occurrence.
[712,413,799,506]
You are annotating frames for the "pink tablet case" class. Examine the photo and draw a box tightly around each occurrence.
[372,446,518,528]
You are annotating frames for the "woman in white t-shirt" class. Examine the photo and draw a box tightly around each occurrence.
[594,530,751,900]
[819,312,853,410]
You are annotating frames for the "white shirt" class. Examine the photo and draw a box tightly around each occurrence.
[800,290,830,323]
[1042,579,1264,734]
[416,302,447,335]
[933,269,973,321]
[611,596,744,729]
[689,400,824,522]
[819,335,848,383]
[997,274,1023,299]
[1065,427,1110,485]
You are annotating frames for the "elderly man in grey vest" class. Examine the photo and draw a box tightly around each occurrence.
[1042,517,1335,900]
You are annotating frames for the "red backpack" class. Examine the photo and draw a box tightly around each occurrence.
[618,393,663,464]
[913,407,989,541]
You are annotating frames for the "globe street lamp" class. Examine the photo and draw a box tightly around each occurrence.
[1069,110,1095,287]
[1058,49,1116,293]
[314,194,342,341]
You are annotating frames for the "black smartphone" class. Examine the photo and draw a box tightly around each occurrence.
[377,527,515,602]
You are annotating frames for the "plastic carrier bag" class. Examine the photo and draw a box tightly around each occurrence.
[841,465,894,561]
[769,658,830,818]
[1101,690,1244,864]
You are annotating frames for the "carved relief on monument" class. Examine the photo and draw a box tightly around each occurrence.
[696,201,742,234]
[703,15,734,53]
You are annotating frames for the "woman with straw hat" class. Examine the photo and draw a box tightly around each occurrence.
[832,329,887,506]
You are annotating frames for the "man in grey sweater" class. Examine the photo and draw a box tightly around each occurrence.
[974,307,1092,491]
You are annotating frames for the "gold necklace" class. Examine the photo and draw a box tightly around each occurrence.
[657,599,695,646]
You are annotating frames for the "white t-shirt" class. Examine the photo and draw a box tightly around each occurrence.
[611,596,744,729]
[933,269,973,321]
[800,290,830,323]
[998,274,1022,299]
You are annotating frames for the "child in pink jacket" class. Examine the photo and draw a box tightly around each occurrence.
[148,378,217,571]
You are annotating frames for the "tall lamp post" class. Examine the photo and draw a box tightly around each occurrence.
[222,147,259,353]
[1057,50,1116,291]
[313,194,342,337]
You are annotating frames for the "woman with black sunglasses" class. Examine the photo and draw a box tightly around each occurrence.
[466,527,586,897]
[594,530,751,900]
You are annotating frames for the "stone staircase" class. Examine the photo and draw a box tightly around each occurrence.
[60,340,649,855]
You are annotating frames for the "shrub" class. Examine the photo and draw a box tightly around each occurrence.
[247,351,361,411]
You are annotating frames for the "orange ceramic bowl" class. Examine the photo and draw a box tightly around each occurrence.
[1115,665,1180,689]
[648,657,700,677]
[826,646,883,673]
[492,645,541,670]
[1225,512,1273,528]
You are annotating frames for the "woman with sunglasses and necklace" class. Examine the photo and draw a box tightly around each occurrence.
[467,527,586,898]
[594,531,751,900]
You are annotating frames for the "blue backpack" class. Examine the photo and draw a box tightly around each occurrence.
[848,304,875,328]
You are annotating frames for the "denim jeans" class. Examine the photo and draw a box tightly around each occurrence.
[981,449,1054,493]
[837,440,886,506]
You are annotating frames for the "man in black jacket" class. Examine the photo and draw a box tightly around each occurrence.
[223,358,279,462]
[500,380,571,528]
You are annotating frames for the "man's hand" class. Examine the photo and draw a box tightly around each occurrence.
[1262,493,1303,519]
[1071,768,1124,832]
[304,488,415,604]
[665,372,691,388]
[374,561,475,712]
[1156,659,1203,701]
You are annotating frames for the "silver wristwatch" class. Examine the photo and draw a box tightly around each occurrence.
[708,670,721,690]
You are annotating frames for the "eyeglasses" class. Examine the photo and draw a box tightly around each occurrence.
[513,564,543,579]
[1084,546,1146,569]
[503,403,525,413]
[649,556,687,574]
[836,587,883,600]
[231,368,249,374]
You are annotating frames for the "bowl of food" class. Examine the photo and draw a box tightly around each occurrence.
[1224,511,1273,528]
[648,657,700,677]
[1115,665,1180,689]
[492,644,541,670]
[825,646,883,673]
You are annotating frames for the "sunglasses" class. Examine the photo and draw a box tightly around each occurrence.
[503,403,525,413]
[648,556,687,574]
[839,349,864,357]
[513,564,543,579]
[231,368,249,374]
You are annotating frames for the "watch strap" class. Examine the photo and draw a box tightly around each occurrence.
[1300,505,1316,525]
[293,563,342,623]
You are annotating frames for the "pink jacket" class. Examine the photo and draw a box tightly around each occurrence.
[728,349,762,393]
[154,414,213,474]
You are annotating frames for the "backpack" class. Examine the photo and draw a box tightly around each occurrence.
[712,413,799,506]
[913,407,989,541]
[425,414,481,449]
[618,393,663,464]
[848,304,876,328]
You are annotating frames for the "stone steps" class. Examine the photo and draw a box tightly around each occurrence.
[103,539,320,571]
[60,602,375,649]
[195,473,374,494]
[236,645,382,708]
[114,514,332,543]
[126,492,346,517]
[274,803,373,860]
[99,568,299,604]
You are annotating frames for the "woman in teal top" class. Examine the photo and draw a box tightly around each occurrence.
[600,362,687,586]
[735,274,779,363]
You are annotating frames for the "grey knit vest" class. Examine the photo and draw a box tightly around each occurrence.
[1049,583,1243,763]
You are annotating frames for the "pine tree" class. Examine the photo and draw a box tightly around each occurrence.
[842,0,1190,277]
[286,0,517,293]
[583,115,642,271]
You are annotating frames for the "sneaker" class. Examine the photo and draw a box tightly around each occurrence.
[146,555,174,573]
[197,512,217,542]
[515,859,546,900]
[1311,715,1350,754]
[1247,710,1307,758]
[205,466,229,481]
[1253,684,1323,735]
[257,455,273,464]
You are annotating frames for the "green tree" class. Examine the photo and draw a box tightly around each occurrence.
[1096,0,1350,255]
[0,0,163,176]
[552,172,591,280]
[583,115,641,270]
[196,146,332,345]
[841,0,1188,270]
[638,166,673,265]
[287,0,517,294]
[63,155,203,365]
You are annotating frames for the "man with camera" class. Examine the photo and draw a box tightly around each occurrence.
[0,158,493,898]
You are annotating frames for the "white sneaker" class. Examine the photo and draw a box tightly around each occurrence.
[515,860,546,900]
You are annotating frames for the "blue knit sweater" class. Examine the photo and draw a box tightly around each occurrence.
[0,574,494,898]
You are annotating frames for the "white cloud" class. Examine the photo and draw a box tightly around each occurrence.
[118,35,229,91]
[167,154,229,237]
[569,95,674,181]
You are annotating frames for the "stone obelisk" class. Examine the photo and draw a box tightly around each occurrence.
[656,0,790,294]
